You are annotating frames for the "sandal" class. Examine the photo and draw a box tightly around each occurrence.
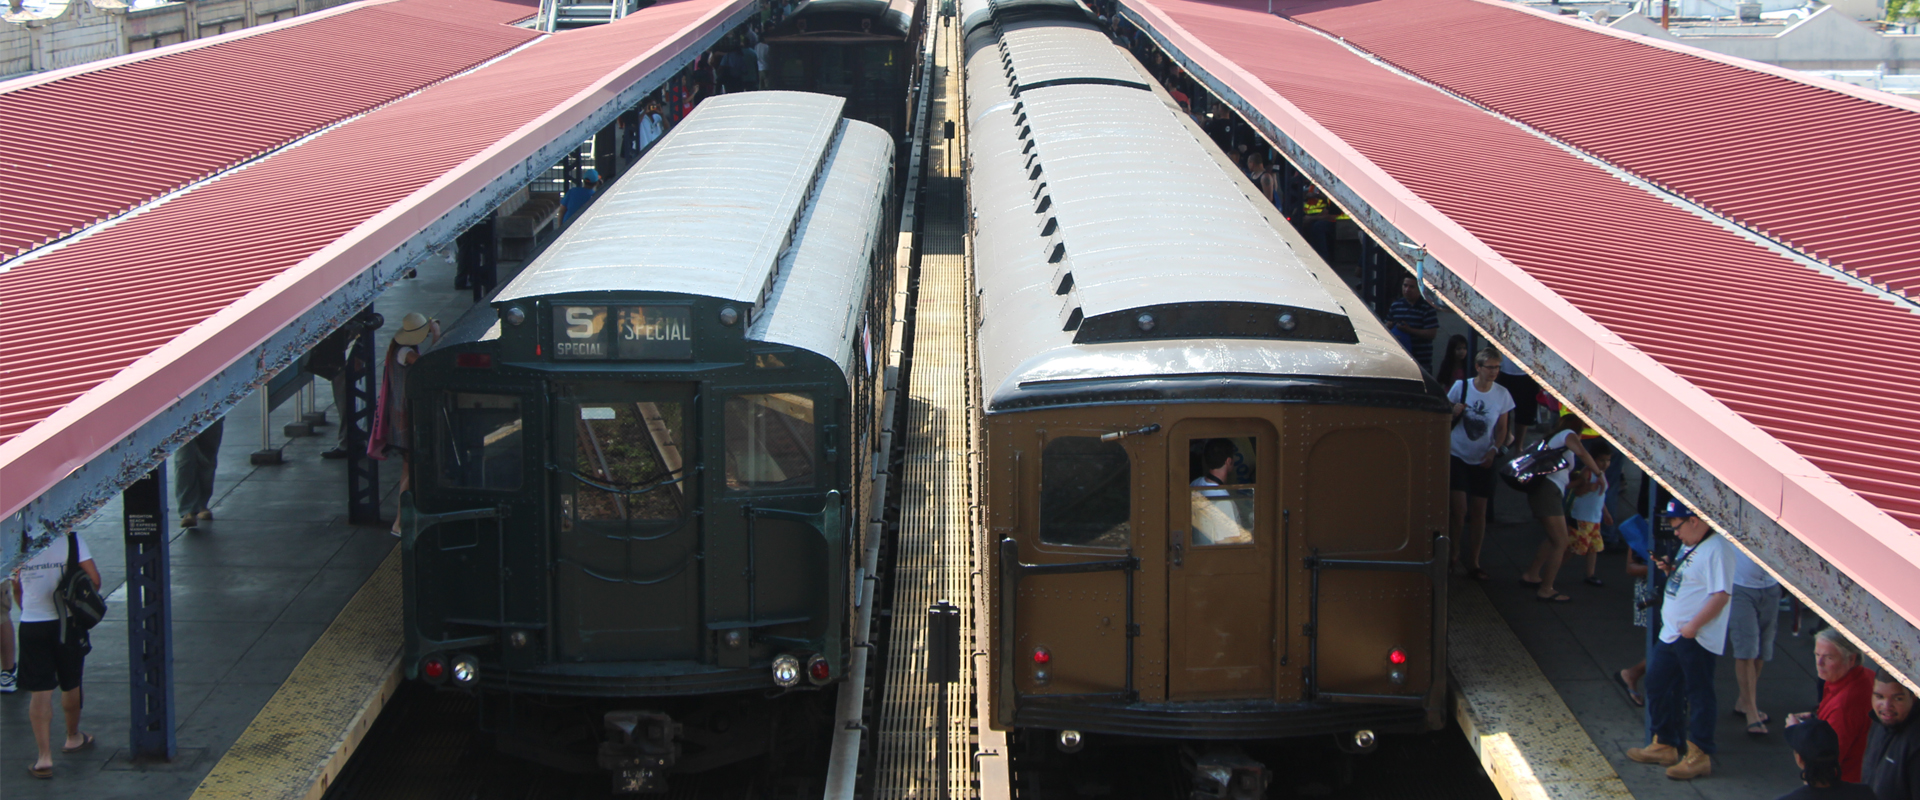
[1468,568,1492,582]
[1614,671,1645,707]
[1747,719,1769,735]
[28,764,52,779]
[1584,576,1605,587]
[62,733,94,754]
[1519,577,1542,588]
[1534,593,1573,603]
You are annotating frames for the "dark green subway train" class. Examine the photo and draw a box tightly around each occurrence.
[399,92,895,791]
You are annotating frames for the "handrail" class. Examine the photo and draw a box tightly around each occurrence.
[400,495,508,670]
[998,537,1141,706]
[1301,525,1449,705]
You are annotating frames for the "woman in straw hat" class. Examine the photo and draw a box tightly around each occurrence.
[369,312,440,535]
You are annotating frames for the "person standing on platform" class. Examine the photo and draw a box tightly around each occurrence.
[1627,499,1737,781]
[562,170,601,223]
[1731,545,1785,735]
[0,575,15,693]
[14,532,101,779]
[1790,628,1880,783]
[1775,719,1880,799]
[370,312,441,536]
[1517,412,1604,603]
[1386,276,1439,373]
[638,101,666,154]
[175,418,222,529]
[1865,670,1919,800]
[1565,440,1615,588]
[1446,347,1512,583]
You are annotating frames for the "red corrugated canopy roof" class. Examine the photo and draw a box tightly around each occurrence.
[1126,0,1920,534]
[0,0,540,261]
[1270,0,1920,297]
[0,0,741,451]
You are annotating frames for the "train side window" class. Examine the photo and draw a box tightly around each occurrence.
[571,402,686,521]
[1039,437,1131,548]
[435,393,524,491]
[1188,437,1255,546]
[724,394,817,491]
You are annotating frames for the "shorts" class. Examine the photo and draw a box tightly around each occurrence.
[16,621,87,693]
[0,577,11,610]
[1449,455,1496,499]
[1568,520,1604,556]
[1527,480,1566,520]
[1729,583,1783,661]
[1496,371,1540,431]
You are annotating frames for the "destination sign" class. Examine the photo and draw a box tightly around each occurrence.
[552,305,693,360]
[617,306,693,360]
[553,305,609,360]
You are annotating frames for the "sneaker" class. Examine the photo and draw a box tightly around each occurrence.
[1,669,16,693]
[180,515,197,529]
[197,510,213,521]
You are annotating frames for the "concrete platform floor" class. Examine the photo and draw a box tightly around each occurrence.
[1474,480,1821,800]
[0,248,493,799]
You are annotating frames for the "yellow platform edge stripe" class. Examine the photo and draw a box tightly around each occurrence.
[191,545,404,800]
[1449,582,1634,800]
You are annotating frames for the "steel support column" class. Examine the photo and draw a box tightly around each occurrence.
[124,470,176,762]
[346,314,381,525]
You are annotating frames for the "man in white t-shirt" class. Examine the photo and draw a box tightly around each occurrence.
[13,533,100,779]
[1446,347,1514,582]
[1628,501,1736,781]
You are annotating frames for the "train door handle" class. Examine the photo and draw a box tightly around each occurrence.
[1169,530,1185,568]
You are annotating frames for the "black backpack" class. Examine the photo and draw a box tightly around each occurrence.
[54,533,107,642]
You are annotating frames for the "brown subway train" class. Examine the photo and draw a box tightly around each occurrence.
[961,0,1452,770]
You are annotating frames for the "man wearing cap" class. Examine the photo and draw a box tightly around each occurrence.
[562,169,601,223]
[1627,499,1737,780]
[1777,718,1879,798]
[1864,669,1920,800]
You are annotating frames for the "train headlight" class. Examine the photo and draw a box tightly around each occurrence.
[452,655,480,685]
[771,654,802,687]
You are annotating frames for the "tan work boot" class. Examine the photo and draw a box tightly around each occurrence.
[1626,737,1679,766]
[1665,743,1711,780]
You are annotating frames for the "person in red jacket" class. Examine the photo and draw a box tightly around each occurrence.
[1790,628,1878,783]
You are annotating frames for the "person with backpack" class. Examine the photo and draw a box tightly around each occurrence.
[13,531,103,779]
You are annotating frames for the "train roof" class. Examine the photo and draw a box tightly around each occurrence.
[964,25,1424,411]
[750,120,894,375]
[498,92,847,308]
[777,0,917,38]
[959,0,1094,37]
[494,91,893,375]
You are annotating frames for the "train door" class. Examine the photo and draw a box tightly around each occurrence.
[553,383,699,662]
[1165,419,1277,700]
[705,391,833,664]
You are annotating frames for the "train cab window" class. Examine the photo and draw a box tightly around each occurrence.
[435,393,524,491]
[1039,437,1131,548]
[569,402,686,521]
[1188,437,1255,546]
[724,394,817,491]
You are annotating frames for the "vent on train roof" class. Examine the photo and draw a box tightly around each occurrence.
[1071,303,1357,345]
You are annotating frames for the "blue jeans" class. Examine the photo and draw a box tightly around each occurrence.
[1646,635,1718,754]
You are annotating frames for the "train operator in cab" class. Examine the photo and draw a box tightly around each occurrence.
[1190,438,1252,546]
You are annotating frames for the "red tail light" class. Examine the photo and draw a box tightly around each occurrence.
[809,658,832,682]
[423,657,446,679]
[1388,648,1408,665]
[455,353,493,368]
[1033,647,1051,664]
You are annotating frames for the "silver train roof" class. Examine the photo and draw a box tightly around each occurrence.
[751,120,895,375]
[498,92,847,307]
[964,22,1422,411]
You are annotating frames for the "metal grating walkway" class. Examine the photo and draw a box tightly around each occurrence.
[874,19,992,799]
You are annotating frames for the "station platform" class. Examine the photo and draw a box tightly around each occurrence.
[1421,311,1819,800]
[0,249,489,798]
